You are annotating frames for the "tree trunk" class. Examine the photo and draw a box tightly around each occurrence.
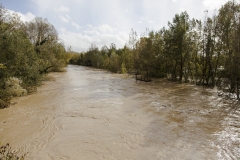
[237,77,239,99]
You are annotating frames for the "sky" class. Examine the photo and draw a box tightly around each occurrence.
[1,0,229,52]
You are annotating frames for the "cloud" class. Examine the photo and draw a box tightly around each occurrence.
[203,0,226,10]
[59,16,69,23]
[7,10,35,22]
[18,12,35,22]
[98,24,117,33]
[83,29,100,35]
[59,24,128,52]
[138,16,156,25]
[54,6,70,12]
[71,22,81,29]
[15,0,231,52]
[83,24,117,35]
[66,14,71,20]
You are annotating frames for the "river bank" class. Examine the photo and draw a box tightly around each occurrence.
[0,65,239,159]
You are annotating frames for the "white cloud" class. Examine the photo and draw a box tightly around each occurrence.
[59,24,128,52]
[138,16,156,24]
[8,10,35,22]
[60,27,67,33]
[54,6,69,12]
[71,22,81,29]
[83,29,100,35]
[98,24,117,33]
[18,12,35,22]
[66,14,71,20]
[203,0,226,10]
[59,16,69,23]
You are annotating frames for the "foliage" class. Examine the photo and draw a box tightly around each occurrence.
[0,143,25,160]
[4,77,27,97]
[0,4,70,105]
[120,63,127,74]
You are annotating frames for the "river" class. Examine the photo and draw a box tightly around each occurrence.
[0,65,239,159]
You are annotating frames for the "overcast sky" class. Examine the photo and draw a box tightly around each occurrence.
[1,0,228,52]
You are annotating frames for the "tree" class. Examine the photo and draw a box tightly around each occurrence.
[217,1,240,97]
[163,12,190,81]
[135,31,156,81]
[128,28,138,50]
[24,17,58,48]
[0,4,70,104]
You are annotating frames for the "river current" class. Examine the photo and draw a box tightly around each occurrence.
[0,65,239,159]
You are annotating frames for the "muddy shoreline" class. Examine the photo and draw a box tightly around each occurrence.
[0,65,239,159]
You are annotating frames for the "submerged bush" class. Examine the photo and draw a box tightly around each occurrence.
[0,143,25,160]
[4,77,27,97]
[0,99,9,109]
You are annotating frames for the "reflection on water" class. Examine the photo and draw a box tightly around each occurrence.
[0,65,239,159]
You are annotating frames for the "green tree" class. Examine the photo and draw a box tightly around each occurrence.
[168,11,190,81]
[217,0,240,97]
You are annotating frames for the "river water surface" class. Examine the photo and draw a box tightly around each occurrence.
[0,65,239,159]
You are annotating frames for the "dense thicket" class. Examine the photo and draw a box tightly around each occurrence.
[70,0,240,99]
[0,4,71,107]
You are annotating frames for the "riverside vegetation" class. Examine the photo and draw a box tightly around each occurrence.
[0,4,73,158]
[0,143,25,160]
[0,4,72,108]
[69,0,240,99]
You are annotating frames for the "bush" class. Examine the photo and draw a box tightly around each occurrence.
[4,77,27,97]
[0,99,9,109]
[0,143,25,160]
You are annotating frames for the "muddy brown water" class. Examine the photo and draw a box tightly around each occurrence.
[0,65,239,160]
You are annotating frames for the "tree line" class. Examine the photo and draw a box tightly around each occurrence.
[0,4,71,107]
[69,0,240,99]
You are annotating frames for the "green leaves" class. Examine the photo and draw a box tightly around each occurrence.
[0,63,6,68]
[0,143,26,160]
[0,4,69,103]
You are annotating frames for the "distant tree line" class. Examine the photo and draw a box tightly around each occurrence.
[0,4,71,107]
[69,0,240,99]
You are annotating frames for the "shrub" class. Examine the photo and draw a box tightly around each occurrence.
[4,77,27,97]
[0,143,25,160]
